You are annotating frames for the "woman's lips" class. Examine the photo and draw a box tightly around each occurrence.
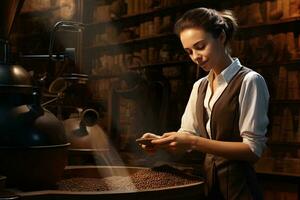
[198,61,208,67]
[195,58,207,66]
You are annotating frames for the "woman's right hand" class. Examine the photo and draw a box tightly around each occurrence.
[138,133,161,155]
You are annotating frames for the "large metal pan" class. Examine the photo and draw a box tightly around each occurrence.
[12,165,205,200]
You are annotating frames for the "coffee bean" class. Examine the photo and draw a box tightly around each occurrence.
[57,166,200,192]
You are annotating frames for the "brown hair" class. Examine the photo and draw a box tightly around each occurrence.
[174,7,238,46]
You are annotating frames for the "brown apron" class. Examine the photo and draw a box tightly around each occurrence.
[196,67,263,200]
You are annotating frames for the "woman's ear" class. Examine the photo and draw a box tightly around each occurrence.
[219,30,226,45]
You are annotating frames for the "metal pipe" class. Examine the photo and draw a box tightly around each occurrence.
[48,21,85,61]
[21,54,65,59]
[0,39,9,64]
[80,109,99,127]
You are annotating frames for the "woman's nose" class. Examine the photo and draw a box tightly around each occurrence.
[192,50,201,62]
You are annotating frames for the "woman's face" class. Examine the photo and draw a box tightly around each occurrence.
[180,27,225,72]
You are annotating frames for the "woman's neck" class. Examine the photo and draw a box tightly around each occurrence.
[212,53,233,77]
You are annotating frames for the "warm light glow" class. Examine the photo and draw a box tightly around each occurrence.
[12,67,24,77]
[63,116,137,190]
[59,0,76,20]
[91,127,137,191]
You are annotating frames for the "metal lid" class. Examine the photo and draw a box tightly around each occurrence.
[0,64,33,93]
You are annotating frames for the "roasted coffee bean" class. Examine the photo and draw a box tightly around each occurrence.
[57,177,110,192]
[57,166,200,192]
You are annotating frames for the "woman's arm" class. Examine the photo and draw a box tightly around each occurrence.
[189,135,259,162]
[152,132,259,162]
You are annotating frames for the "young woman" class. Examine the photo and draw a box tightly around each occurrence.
[141,7,269,200]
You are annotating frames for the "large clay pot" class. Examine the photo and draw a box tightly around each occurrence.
[0,63,69,190]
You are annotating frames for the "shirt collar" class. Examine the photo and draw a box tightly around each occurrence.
[206,58,241,84]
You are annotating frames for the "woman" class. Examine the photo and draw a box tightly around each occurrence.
[140,7,269,200]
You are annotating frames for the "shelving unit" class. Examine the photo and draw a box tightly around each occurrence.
[82,0,206,154]
[85,0,207,26]
[242,15,300,26]
[86,17,300,50]
[83,1,298,126]
[85,32,176,50]
[270,99,300,104]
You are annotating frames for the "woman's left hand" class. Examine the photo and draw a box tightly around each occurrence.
[151,132,197,153]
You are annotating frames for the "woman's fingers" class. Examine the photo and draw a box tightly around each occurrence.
[153,132,179,143]
[139,132,191,154]
[161,132,176,138]
[141,132,161,139]
[152,135,174,145]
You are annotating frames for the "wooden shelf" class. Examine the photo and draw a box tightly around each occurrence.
[86,58,300,77]
[87,60,193,79]
[267,140,300,147]
[87,2,300,29]
[239,16,300,30]
[87,59,300,74]
[255,159,300,199]
[270,99,300,104]
[255,158,300,179]
[133,59,300,70]
[85,16,300,52]
[86,16,300,48]
[236,16,300,38]
[86,1,204,27]
[85,32,176,50]
[128,60,193,70]
[244,59,300,68]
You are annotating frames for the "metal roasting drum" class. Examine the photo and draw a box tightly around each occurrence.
[0,0,69,190]
[0,52,70,190]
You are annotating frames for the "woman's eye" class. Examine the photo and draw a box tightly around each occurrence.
[195,44,205,50]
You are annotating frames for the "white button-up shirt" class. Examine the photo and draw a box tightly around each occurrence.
[178,58,269,157]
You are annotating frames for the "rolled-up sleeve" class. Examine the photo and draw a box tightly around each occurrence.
[239,72,270,157]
